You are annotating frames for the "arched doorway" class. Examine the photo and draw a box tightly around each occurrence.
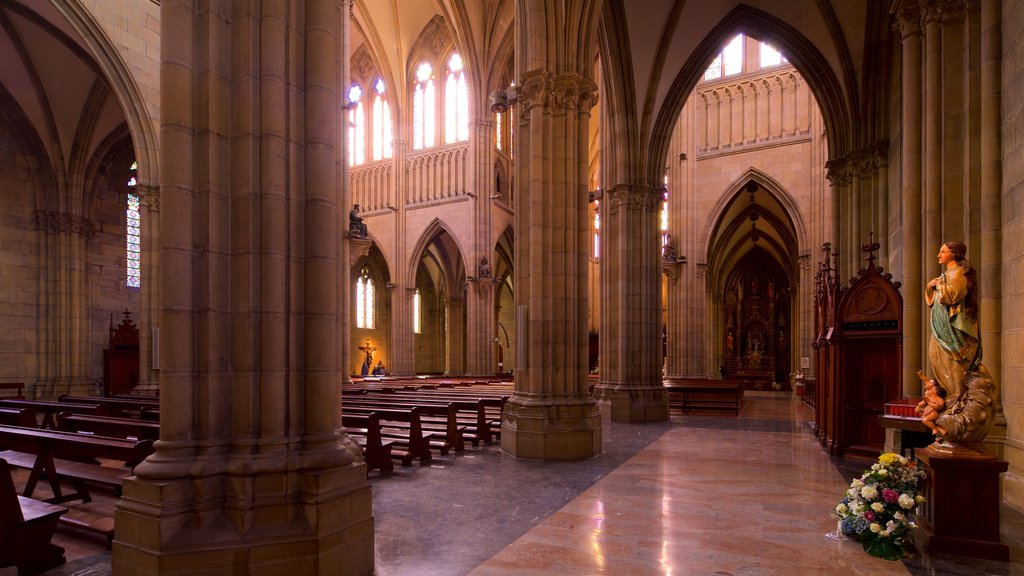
[411,224,467,375]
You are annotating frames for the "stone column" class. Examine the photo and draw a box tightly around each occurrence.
[33,210,96,397]
[136,184,160,394]
[593,183,669,422]
[444,295,467,375]
[113,2,373,574]
[466,278,497,375]
[389,138,415,377]
[501,67,602,459]
[923,3,942,262]
[895,2,924,395]
[979,0,1005,438]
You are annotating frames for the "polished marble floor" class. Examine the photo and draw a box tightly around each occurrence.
[17,393,1024,575]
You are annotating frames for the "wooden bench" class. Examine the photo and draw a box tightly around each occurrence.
[339,412,395,474]
[1,458,68,574]
[58,394,159,418]
[0,399,108,429]
[343,397,468,452]
[56,412,160,441]
[0,408,36,428]
[0,424,152,503]
[0,382,25,398]
[664,379,743,415]
[341,407,435,465]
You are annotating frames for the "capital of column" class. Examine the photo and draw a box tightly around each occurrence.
[604,183,662,214]
[922,0,972,23]
[824,158,855,187]
[892,3,922,38]
[405,287,416,300]
[517,70,598,120]
[33,210,96,240]
[135,184,160,212]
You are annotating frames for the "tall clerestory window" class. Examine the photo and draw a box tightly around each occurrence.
[348,84,365,166]
[372,78,393,161]
[413,288,422,334]
[413,62,436,150]
[126,162,141,288]
[356,268,375,329]
[704,34,744,81]
[661,175,670,248]
[760,42,786,68]
[444,53,469,144]
[593,201,601,259]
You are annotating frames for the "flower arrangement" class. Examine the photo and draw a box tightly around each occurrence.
[833,452,927,560]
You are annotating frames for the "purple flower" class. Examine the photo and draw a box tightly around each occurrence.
[883,488,899,503]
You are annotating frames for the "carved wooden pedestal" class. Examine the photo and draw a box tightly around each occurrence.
[913,444,1009,560]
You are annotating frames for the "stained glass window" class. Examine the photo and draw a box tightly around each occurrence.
[495,111,502,151]
[593,200,600,259]
[372,78,392,161]
[356,268,375,329]
[413,62,436,150]
[661,175,669,249]
[704,34,744,81]
[127,162,141,288]
[445,53,469,144]
[760,42,786,68]
[347,84,365,166]
[413,289,422,334]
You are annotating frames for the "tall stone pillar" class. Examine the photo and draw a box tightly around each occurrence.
[465,116,498,376]
[33,210,96,397]
[136,184,160,393]
[444,295,467,375]
[979,0,1005,441]
[466,278,498,375]
[389,138,415,377]
[113,2,373,574]
[389,286,416,377]
[501,64,602,456]
[895,2,925,395]
[923,4,943,260]
[593,183,669,422]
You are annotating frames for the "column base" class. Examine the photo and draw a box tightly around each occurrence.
[592,383,669,422]
[113,462,374,575]
[913,443,1009,561]
[500,399,602,460]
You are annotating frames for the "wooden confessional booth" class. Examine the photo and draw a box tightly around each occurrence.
[814,238,903,457]
[103,310,140,395]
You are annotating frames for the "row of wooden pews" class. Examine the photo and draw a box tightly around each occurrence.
[0,394,160,548]
[343,376,512,473]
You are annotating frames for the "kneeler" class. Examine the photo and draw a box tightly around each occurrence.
[0,458,68,574]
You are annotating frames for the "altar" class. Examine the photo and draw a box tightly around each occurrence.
[721,264,789,391]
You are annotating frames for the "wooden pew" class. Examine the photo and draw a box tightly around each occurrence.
[0,407,36,428]
[1,458,68,574]
[0,399,107,429]
[663,379,743,415]
[58,394,159,418]
[341,407,434,465]
[56,412,160,441]
[343,397,467,452]
[363,390,504,444]
[339,412,395,474]
[0,382,25,398]
[0,424,152,503]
